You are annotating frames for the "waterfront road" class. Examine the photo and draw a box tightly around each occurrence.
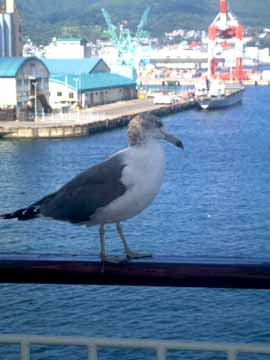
[0,98,195,138]
[86,98,157,117]
[0,99,163,128]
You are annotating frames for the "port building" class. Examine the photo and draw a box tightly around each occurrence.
[43,58,137,109]
[0,0,22,57]
[44,38,92,59]
[42,58,110,75]
[0,57,50,119]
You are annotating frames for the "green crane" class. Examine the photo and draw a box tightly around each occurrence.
[135,7,150,46]
[101,8,119,48]
[101,7,150,68]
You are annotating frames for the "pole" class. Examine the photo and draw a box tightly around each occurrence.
[73,77,79,108]
[78,74,81,108]
[34,81,38,122]
[73,77,80,122]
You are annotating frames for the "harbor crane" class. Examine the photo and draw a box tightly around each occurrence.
[101,7,150,68]
[208,0,244,81]
[101,8,118,48]
[135,7,150,46]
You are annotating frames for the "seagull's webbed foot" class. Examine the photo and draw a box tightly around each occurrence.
[115,222,152,260]
[126,250,152,260]
[99,253,127,264]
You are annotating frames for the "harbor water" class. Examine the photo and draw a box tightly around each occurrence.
[0,86,270,359]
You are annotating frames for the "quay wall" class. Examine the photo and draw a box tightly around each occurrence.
[138,78,270,87]
[0,100,195,139]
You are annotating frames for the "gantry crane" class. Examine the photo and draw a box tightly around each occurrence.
[208,0,244,81]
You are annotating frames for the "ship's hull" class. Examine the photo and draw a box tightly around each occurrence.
[198,89,244,110]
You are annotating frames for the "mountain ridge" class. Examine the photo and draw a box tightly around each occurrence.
[16,0,269,43]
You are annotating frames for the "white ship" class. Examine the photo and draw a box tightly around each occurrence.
[195,80,245,110]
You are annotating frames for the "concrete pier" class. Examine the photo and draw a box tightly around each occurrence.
[0,98,195,139]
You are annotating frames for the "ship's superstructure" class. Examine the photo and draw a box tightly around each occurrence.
[0,0,22,56]
[208,0,244,81]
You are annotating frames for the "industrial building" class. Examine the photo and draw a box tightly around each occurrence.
[43,58,137,109]
[0,0,22,57]
[50,73,137,109]
[44,38,92,59]
[0,57,50,119]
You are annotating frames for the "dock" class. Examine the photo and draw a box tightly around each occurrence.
[0,98,195,139]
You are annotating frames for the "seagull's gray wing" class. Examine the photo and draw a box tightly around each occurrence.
[37,153,127,224]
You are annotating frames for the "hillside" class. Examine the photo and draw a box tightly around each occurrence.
[16,0,270,44]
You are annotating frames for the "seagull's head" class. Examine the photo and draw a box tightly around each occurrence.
[128,114,184,149]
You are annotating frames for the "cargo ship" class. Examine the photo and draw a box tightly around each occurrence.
[195,80,244,110]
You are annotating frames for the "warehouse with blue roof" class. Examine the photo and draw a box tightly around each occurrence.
[0,56,137,118]
[44,58,137,109]
[0,56,50,119]
[42,58,110,75]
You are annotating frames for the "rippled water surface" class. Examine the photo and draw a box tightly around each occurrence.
[0,86,270,359]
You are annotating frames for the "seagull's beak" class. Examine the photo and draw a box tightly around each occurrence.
[162,131,184,149]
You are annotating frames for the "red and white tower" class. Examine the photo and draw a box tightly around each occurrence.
[208,0,244,81]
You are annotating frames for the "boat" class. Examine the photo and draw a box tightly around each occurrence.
[195,79,245,110]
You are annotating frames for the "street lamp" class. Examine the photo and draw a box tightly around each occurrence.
[74,78,80,107]
[73,76,80,108]
[33,81,38,122]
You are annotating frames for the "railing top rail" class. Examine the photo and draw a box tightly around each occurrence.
[0,253,270,289]
[1,334,270,355]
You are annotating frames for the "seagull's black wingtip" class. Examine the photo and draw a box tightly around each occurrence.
[0,206,40,221]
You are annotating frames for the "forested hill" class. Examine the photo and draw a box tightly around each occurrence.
[16,0,269,43]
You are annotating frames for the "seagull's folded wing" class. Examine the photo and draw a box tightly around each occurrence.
[36,154,127,224]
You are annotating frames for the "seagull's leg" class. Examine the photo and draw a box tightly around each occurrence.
[115,222,152,259]
[99,224,106,260]
[99,224,126,264]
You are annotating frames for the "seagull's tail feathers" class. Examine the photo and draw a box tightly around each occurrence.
[0,205,40,221]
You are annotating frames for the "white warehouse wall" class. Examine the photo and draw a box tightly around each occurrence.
[0,78,16,107]
[49,80,136,109]
[49,81,77,108]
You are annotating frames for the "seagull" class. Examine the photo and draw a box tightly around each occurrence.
[0,113,184,263]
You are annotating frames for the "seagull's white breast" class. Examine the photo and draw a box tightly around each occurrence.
[94,140,165,224]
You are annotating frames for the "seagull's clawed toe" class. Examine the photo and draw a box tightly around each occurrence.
[99,253,127,264]
[126,250,152,260]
